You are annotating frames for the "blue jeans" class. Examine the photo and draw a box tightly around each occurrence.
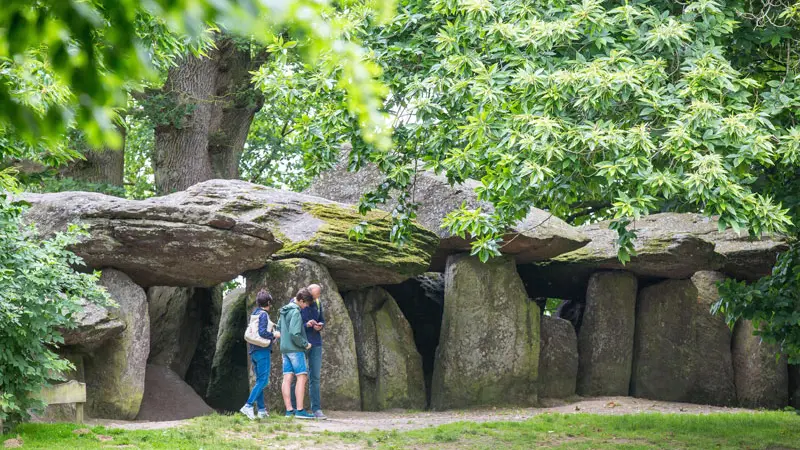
[291,346,322,411]
[245,349,271,411]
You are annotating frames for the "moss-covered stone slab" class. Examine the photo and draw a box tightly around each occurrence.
[21,190,281,287]
[520,213,788,300]
[160,179,439,290]
[578,271,637,396]
[245,258,361,411]
[733,320,789,409]
[345,287,426,411]
[84,270,150,420]
[539,316,578,399]
[306,157,589,270]
[431,254,540,410]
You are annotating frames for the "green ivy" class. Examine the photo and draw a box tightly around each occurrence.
[0,196,112,429]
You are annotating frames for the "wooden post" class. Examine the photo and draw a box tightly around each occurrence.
[75,403,84,424]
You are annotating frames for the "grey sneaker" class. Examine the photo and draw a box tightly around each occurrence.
[239,405,256,420]
[257,410,269,419]
[313,410,328,420]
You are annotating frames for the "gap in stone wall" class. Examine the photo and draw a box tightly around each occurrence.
[383,273,444,408]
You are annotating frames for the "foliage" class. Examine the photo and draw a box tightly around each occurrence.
[4,410,800,448]
[0,0,396,185]
[714,243,800,364]
[0,196,111,428]
[23,177,126,198]
[275,0,800,262]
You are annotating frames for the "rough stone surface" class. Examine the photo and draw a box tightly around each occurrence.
[790,365,800,409]
[60,300,125,352]
[688,271,736,406]
[306,159,589,269]
[147,287,203,378]
[21,190,281,287]
[577,271,637,397]
[185,286,223,399]
[732,320,789,409]
[159,179,439,290]
[39,353,85,422]
[632,279,697,402]
[245,258,361,411]
[345,287,427,411]
[205,288,249,411]
[539,316,578,399]
[383,273,444,402]
[431,255,539,410]
[522,213,788,299]
[136,365,214,421]
[84,270,150,419]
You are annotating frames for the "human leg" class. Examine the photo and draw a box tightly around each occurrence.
[308,346,322,412]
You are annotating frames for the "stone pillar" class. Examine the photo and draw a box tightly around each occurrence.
[577,271,637,396]
[345,287,426,411]
[733,320,789,409]
[539,316,578,399]
[431,254,539,410]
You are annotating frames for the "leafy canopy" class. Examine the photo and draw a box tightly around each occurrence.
[274,0,800,264]
[0,0,395,190]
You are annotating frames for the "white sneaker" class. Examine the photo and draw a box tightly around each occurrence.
[257,410,269,419]
[239,404,256,420]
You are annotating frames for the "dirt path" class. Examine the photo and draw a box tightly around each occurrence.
[91,396,753,433]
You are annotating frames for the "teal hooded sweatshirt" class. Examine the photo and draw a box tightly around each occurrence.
[277,301,309,353]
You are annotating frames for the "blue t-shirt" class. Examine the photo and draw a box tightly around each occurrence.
[300,300,325,347]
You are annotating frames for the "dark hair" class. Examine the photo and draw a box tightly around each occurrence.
[295,287,314,304]
[256,289,273,308]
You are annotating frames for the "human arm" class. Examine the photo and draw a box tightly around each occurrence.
[258,312,275,340]
[289,310,310,349]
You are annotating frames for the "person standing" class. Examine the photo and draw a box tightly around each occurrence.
[239,289,279,419]
[291,283,327,420]
[277,288,315,419]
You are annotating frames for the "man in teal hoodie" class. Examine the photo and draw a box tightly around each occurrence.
[277,288,314,419]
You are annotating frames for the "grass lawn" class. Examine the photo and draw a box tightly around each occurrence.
[2,411,799,449]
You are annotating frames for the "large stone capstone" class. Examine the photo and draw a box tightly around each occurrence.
[21,190,281,287]
[205,288,249,411]
[431,254,540,410]
[577,271,637,396]
[305,158,589,269]
[732,320,789,409]
[84,270,150,420]
[161,179,439,290]
[539,316,578,399]
[245,258,361,411]
[345,287,426,411]
[520,213,787,299]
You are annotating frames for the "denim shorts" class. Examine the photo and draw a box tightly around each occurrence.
[282,352,308,375]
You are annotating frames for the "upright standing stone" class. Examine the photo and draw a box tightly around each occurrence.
[577,271,637,396]
[245,259,361,411]
[688,271,736,406]
[632,279,696,402]
[539,316,578,399]
[345,287,426,411]
[147,286,203,378]
[205,288,249,411]
[732,320,789,409]
[431,255,540,410]
[85,270,150,419]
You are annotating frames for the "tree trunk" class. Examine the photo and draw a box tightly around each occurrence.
[61,129,126,187]
[151,37,266,194]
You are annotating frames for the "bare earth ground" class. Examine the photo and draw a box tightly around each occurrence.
[89,396,754,433]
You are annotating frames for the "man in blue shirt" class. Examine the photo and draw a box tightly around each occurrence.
[291,283,327,419]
